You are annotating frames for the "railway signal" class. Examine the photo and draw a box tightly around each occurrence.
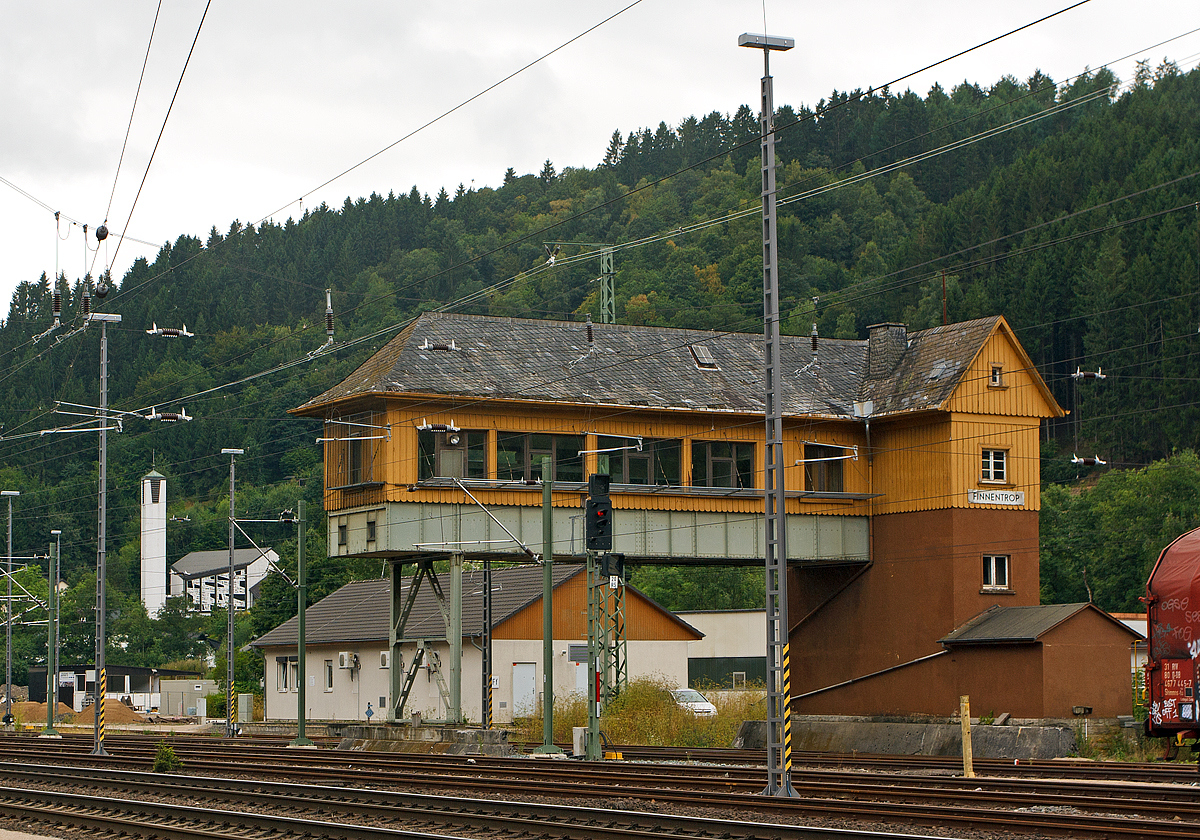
[585,474,612,551]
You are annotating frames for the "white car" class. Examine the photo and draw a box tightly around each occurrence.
[670,688,717,717]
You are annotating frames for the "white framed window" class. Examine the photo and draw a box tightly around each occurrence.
[289,660,299,693]
[989,364,1005,387]
[324,660,334,692]
[277,659,290,692]
[983,555,1010,590]
[981,449,1007,483]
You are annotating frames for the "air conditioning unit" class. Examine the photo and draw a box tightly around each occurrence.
[380,651,390,669]
[338,651,352,669]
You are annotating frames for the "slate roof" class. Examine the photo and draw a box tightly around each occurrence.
[293,312,1039,421]
[859,318,1003,416]
[251,563,702,648]
[939,603,1141,646]
[172,548,277,579]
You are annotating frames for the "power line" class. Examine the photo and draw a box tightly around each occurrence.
[104,1,163,227]
[106,0,212,276]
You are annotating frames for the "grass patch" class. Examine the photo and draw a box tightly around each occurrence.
[1076,725,1199,763]
[516,675,765,748]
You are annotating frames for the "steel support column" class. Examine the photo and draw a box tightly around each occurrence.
[481,558,493,729]
[742,31,799,798]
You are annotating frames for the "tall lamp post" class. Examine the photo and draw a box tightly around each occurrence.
[3,490,18,728]
[739,30,799,798]
[90,310,121,756]
[221,448,244,738]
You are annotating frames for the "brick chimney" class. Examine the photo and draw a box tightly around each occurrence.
[867,323,908,378]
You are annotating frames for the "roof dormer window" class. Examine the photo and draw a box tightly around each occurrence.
[689,344,719,370]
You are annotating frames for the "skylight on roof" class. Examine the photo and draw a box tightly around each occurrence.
[690,344,720,370]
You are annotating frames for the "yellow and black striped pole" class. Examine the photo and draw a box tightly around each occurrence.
[95,667,106,753]
[781,642,793,772]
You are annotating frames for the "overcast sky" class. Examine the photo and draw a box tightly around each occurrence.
[2,1,1197,314]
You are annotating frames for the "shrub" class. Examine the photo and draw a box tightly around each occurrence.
[152,740,184,773]
[518,675,766,748]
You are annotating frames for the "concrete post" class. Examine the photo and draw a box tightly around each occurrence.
[960,695,975,778]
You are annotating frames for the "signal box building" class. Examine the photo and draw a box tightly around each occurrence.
[291,312,1135,719]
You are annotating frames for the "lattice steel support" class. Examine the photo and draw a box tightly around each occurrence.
[748,36,799,798]
[603,577,627,700]
[391,560,433,721]
[586,551,602,759]
[600,248,615,324]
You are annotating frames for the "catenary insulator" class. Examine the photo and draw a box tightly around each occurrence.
[325,289,334,338]
[82,292,91,316]
[52,290,61,322]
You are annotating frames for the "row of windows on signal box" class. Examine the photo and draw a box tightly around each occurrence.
[409,432,850,490]
[344,430,1011,491]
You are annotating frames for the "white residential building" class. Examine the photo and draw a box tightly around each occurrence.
[170,547,276,614]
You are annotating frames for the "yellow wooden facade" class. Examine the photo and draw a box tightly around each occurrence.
[322,397,875,518]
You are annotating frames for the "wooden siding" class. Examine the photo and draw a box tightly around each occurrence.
[949,414,1042,510]
[946,326,1061,418]
[869,416,952,516]
[494,572,701,642]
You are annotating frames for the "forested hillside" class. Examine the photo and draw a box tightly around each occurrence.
[0,61,1197,679]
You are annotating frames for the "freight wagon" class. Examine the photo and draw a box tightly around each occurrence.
[1143,526,1200,740]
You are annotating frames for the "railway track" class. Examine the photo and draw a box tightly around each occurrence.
[8,731,1200,791]
[572,742,1200,784]
[2,734,1200,837]
[0,763,953,840]
[7,763,1200,840]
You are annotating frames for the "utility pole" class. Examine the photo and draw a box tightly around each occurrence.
[89,310,120,756]
[221,448,244,738]
[533,456,561,754]
[3,490,18,728]
[739,30,799,798]
[41,535,60,737]
[52,529,61,720]
[288,501,314,747]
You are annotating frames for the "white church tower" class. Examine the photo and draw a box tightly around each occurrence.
[141,470,168,616]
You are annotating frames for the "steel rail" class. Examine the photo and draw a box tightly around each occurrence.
[4,757,1200,839]
[0,773,951,840]
[3,734,1200,810]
